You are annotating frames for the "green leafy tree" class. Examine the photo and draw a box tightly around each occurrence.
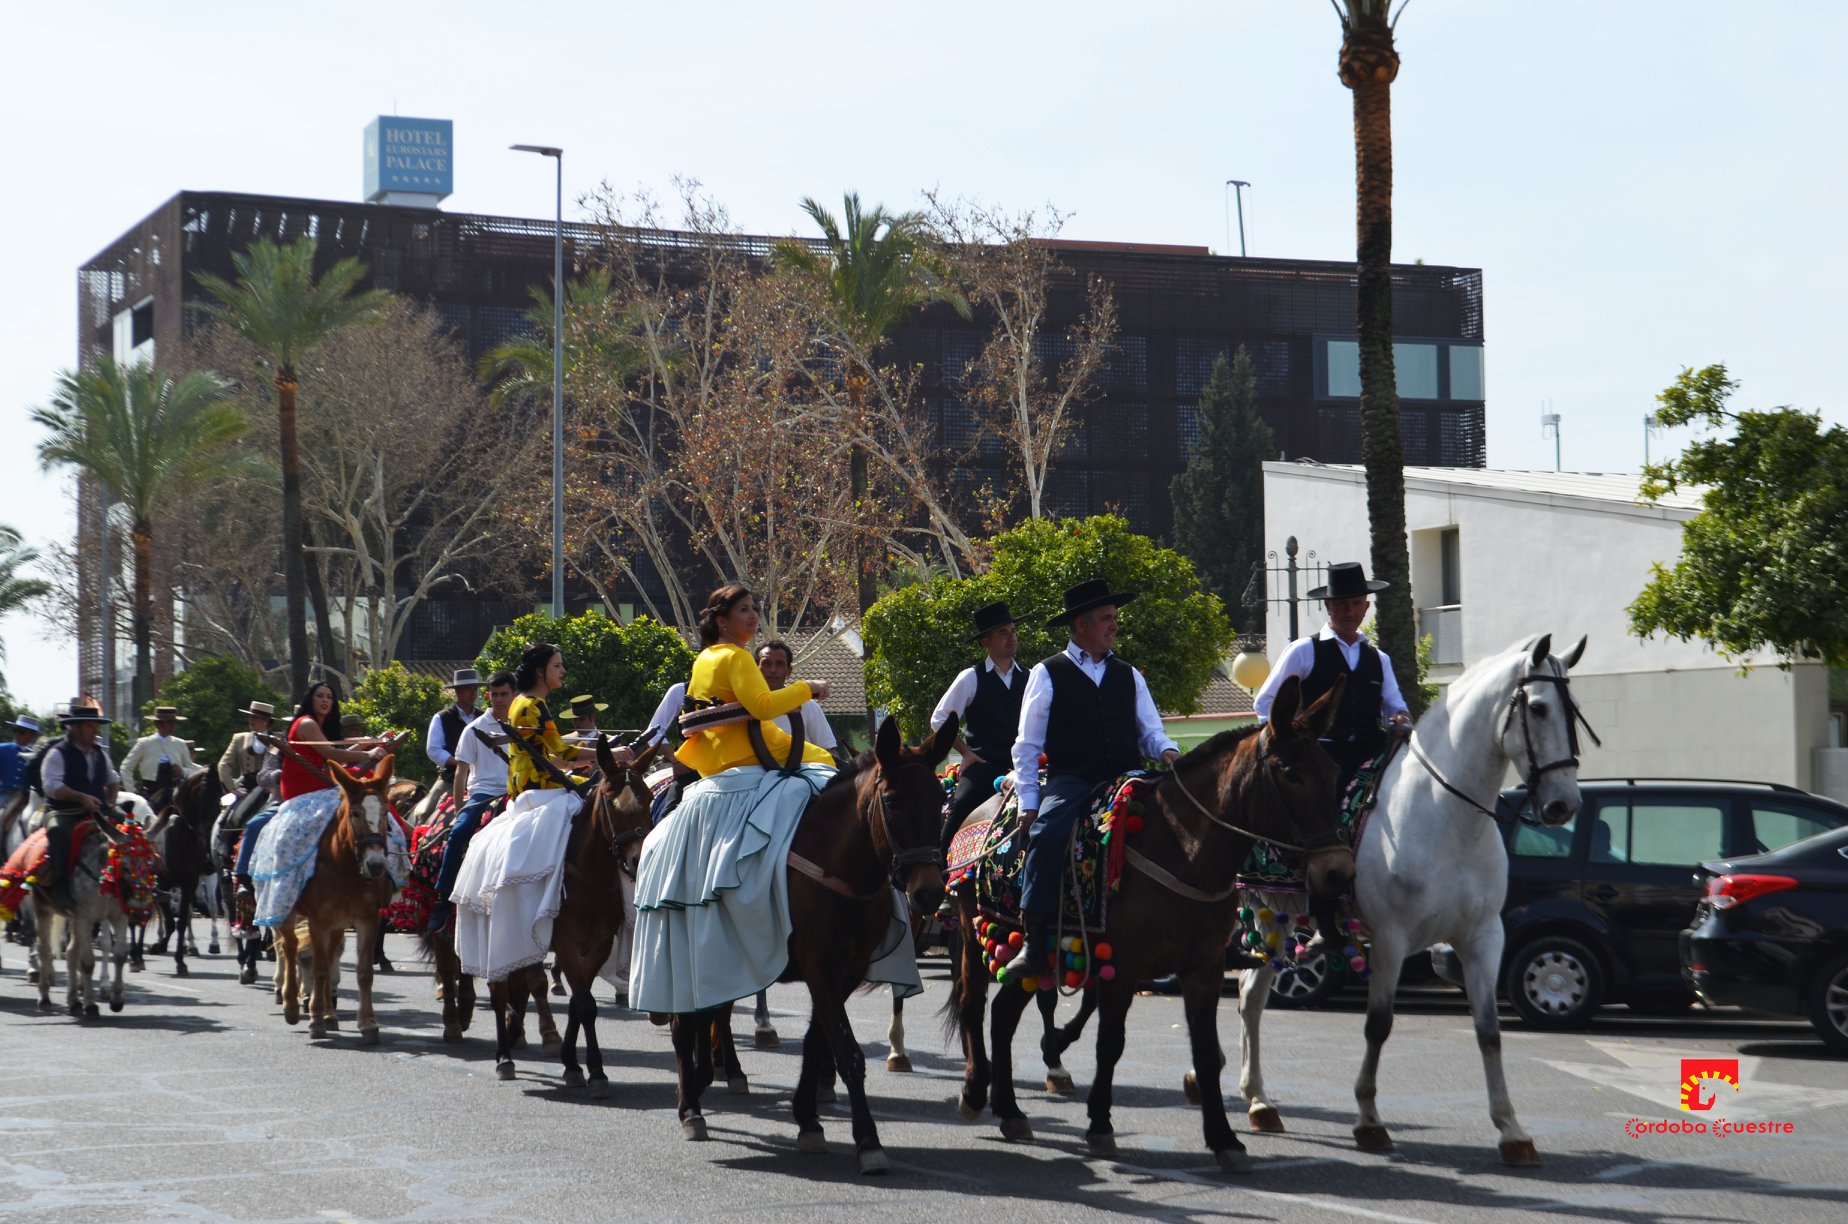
[0,525,51,693]
[1629,364,1848,667]
[476,611,697,738]
[34,360,269,710]
[1335,0,1422,714]
[864,515,1236,738]
[1170,347,1273,614]
[140,656,285,769]
[344,662,447,784]
[194,236,390,696]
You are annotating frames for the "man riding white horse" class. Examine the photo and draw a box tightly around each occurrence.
[121,705,204,815]
[1252,560,1412,955]
[37,701,120,911]
[931,601,1024,862]
[999,579,1181,987]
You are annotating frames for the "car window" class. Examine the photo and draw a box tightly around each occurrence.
[1512,816,1575,859]
[1750,804,1842,854]
[1594,803,1726,866]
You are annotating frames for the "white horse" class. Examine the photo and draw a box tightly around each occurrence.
[34,806,146,1018]
[1233,633,1589,1166]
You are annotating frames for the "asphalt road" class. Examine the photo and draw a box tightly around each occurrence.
[3,935,1845,1224]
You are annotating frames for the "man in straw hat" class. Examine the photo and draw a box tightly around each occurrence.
[930,601,1025,859]
[566,693,608,737]
[426,668,484,787]
[999,579,1181,986]
[218,700,276,799]
[37,699,121,909]
[121,705,204,812]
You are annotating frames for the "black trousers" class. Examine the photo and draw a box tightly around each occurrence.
[45,807,83,894]
[939,760,1009,862]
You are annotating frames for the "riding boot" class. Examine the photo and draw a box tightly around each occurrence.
[997,913,1054,989]
[44,817,75,911]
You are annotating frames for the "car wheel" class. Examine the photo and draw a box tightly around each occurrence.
[1806,952,1848,1056]
[1507,936,1605,1030]
[1268,954,1342,1009]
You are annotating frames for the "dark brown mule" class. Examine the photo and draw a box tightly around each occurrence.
[948,676,1354,1173]
[422,893,561,1053]
[669,715,956,1175]
[148,768,224,977]
[278,756,399,1044]
[488,736,661,1089]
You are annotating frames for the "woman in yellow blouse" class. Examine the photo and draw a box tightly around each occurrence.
[677,586,833,777]
[505,642,632,794]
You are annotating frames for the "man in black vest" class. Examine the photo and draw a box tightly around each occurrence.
[37,701,121,910]
[426,668,484,787]
[1000,580,1181,985]
[931,601,1025,859]
[1253,560,1410,952]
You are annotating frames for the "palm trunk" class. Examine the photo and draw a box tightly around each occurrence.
[1344,21,1423,715]
[277,370,311,697]
[301,518,342,678]
[847,372,878,736]
[131,518,155,713]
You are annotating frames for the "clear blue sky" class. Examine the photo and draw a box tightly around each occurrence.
[3,1,1842,710]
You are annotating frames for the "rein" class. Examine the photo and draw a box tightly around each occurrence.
[786,762,938,905]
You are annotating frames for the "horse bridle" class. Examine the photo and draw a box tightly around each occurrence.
[1168,729,1346,858]
[787,761,940,903]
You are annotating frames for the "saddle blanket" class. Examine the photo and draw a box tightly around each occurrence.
[1237,741,1400,890]
[1,820,158,921]
[252,789,408,929]
[453,788,579,982]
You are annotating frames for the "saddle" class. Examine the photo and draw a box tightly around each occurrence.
[0,820,158,920]
[390,794,510,932]
[677,696,807,774]
[1237,738,1402,890]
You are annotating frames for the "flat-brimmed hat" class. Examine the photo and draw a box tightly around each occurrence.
[238,700,276,719]
[1307,561,1389,601]
[1046,578,1138,628]
[60,704,111,725]
[11,716,41,734]
[444,668,483,690]
[970,601,1017,640]
[145,706,187,723]
[568,695,608,719]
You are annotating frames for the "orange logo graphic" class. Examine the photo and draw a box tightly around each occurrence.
[1680,1059,1740,1111]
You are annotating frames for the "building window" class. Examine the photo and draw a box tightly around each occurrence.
[1393,342,1439,399]
[1450,344,1485,400]
[1326,339,1361,398]
[1440,527,1461,605]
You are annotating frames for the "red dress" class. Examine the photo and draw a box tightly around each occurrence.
[280,716,332,800]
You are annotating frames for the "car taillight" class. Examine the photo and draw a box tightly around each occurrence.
[1703,874,1798,909]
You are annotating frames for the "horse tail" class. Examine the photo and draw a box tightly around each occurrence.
[937,922,966,1043]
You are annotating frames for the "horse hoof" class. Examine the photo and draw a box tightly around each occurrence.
[443,1026,463,1044]
[587,1076,610,1100]
[886,1054,913,1073]
[35,998,51,1013]
[542,1034,563,1055]
[377,958,394,974]
[1046,1071,1076,1094]
[325,1018,341,1031]
[815,1084,836,1105]
[958,1096,982,1122]
[109,999,123,1014]
[1354,1124,1394,1152]
[1499,1139,1542,1167]
[1086,1131,1117,1156]
[309,1022,328,1039]
[754,1028,780,1049]
[1249,1105,1285,1134]
[83,1003,100,1020]
[562,1066,586,1089]
[1215,1147,1253,1176]
[175,962,190,978]
[858,1148,890,1176]
[359,1027,381,1046]
[797,1130,827,1154]
[681,1116,709,1142]
[495,1061,517,1082]
[728,1076,750,1096]
[68,1001,83,1018]
[239,967,256,985]
[999,1116,1034,1142]
[551,982,566,998]
[1182,1070,1201,1106]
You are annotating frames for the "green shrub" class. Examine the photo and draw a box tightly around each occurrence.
[345,662,447,784]
[476,611,696,741]
[142,656,286,770]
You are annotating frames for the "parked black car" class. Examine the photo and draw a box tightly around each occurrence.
[1429,779,1848,1029]
[1682,824,1848,1054]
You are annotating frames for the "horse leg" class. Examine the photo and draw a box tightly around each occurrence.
[812,983,887,1173]
[490,980,518,1080]
[954,919,993,1121]
[718,1003,748,1093]
[33,910,56,1012]
[580,987,610,1098]
[1353,928,1411,1153]
[372,923,392,974]
[354,914,382,1044]
[987,983,1035,1141]
[204,875,221,954]
[172,885,191,977]
[527,965,562,1053]
[437,933,463,1043]
[307,923,335,1038]
[1181,962,1248,1172]
[106,910,128,1012]
[559,978,585,1089]
[549,958,565,997]
[1040,984,1088,1093]
[672,1012,712,1140]
[792,1017,829,1151]
[1234,963,1284,1132]
[753,988,779,1047]
[1459,922,1539,1165]
[885,994,912,1073]
[1083,980,1136,1155]
[459,972,477,1033]
[74,907,97,1019]
[278,922,300,1023]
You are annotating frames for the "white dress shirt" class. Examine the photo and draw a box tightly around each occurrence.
[645,682,688,745]
[1253,624,1408,722]
[41,741,121,799]
[453,710,511,799]
[783,699,837,752]
[1010,642,1178,812]
[120,733,203,782]
[929,656,1021,733]
[425,704,479,770]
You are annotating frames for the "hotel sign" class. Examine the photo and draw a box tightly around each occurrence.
[364,116,453,201]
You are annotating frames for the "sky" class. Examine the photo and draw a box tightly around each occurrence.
[2,1,1843,712]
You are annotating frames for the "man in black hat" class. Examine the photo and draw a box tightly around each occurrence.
[999,580,1181,986]
[426,668,484,787]
[930,601,1025,859]
[1253,560,1410,952]
[37,700,121,909]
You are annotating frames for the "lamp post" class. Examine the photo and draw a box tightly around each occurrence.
[512,143,566,618]
[1224,180,1250,257]
[1643,413,1662,466]
[1541,405,1562,472]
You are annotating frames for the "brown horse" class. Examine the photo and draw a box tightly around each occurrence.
[278,757,399,1043]
[669,715,956,1174]
[948,675,1354,1173]
[487,736,661,1089]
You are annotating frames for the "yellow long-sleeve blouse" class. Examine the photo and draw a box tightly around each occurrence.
[674,642,835,778]
[505,694,582,795]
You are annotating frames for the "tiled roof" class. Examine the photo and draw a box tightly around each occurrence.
[781,629,867,714]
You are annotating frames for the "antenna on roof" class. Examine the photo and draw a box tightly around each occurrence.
[1540,404,1562,472]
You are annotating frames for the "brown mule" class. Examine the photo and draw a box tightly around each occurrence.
[277,757,399,1045]
[948,676,1356,1173]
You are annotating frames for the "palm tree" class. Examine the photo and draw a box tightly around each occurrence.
[34,359,271,710]
[195,236,389,695]
[477,268,650,411]
[776,193,969,621]
[0,525,51,692]
[1336,0,1422,713]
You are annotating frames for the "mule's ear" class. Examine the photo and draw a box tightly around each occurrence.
[926,713,958,767]
[1562,634,1587,670]
[370,753,394,784]
[595,733,619,778]
[1529,633,1552,670]
[1299,673,1345,738]
[1268,673,1303,732]
[875,715,903,772]
[329,759,360,790]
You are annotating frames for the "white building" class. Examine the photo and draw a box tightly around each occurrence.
[1262,463,1834,795]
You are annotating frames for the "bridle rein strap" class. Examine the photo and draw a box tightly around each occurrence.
[1408,663,1602,824]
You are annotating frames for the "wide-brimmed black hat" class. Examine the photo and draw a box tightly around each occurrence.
[1307,561,1390,601]
[970,601,1017,640]
[60,705,111,725]
[1046,578,1138,628]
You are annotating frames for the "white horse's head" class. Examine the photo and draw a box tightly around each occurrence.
[1496,634,1590,826]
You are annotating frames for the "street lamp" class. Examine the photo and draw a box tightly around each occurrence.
[1224,180,1250,257]
[1643,413,1663,466]
[1541,405,1562,472]
[512,143,566,618]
